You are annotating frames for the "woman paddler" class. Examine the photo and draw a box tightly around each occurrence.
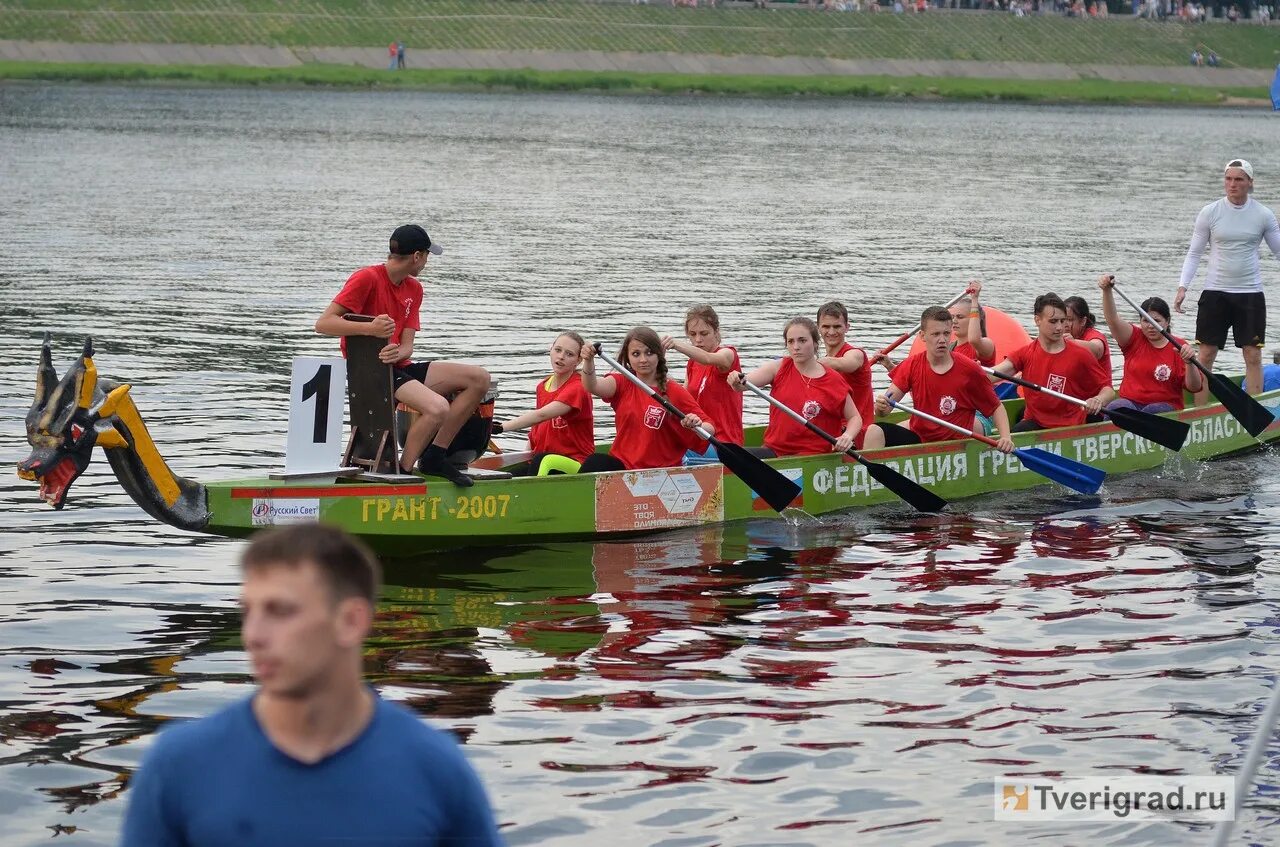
[948,281,997,367]
[1097,274,1202,413]
[727,317,861,456]
[661,305,743,465]
[579,327,714,473]
[497,332,595,476]
[1064,294,1114,377]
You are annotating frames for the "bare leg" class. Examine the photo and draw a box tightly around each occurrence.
[862,424,886,450]
[394,381,448,471]
[1193,343,1219,407]
[1243,346,1263,396]
[425,361,491,450]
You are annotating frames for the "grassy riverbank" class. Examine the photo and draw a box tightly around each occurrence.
[4,0,1279,69]
[0,60,1266,106]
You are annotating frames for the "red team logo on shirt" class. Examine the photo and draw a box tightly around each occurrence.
[552,416,567,429]
[644,405,666,429]
[939,395,957,416]
[802,400,821,421]
[1154,364,1171,382]
[1046,373,1066,393]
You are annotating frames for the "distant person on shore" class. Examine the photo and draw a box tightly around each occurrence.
[314,224,490,486]
[388,41,398,71]
[121,525,505,846]
[1175,159,1280,401]
[397,41,406,70]
[1207,50,1220,67]
[1190,49,1203,66]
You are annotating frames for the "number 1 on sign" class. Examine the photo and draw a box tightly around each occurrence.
[301,364,331,444]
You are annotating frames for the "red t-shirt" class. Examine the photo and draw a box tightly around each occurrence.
[606,375,709,470]
[529,372,595,463]
[834,342,874,432]
[892,352,1001,442]
[1077,326,1113,378]
[686,346,744,445]
[333,264,423,367]
[764,357,852,457]
[1006,340,1111,428]
[1118,328,1188,409]
[953,340,996,368]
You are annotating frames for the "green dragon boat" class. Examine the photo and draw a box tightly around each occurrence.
[18,336,1280,555]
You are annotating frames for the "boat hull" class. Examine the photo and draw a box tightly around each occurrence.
[200,391,1280,554]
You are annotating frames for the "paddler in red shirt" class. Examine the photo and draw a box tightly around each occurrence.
[1064,294,1114,377]
[579,327,713,472]
[948,281,998,367]
[727,317,861,457]
[992,293,1115,432]
[661,304,743,464]
[863,306,1014,452]
[498,331,596,475]
[1097,274,1202,413]
[814,302,874,447]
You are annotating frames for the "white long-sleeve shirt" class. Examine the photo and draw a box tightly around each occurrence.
[1178,197,1280,293]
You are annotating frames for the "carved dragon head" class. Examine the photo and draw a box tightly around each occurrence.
[17,335,109,509]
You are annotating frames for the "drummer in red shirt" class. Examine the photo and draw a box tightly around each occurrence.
[727,317,860,457]
[579,327,713,472]
[815,301,875,446]
[863,306,1014,452]
[992,293,1115,432]
[1096,274,1202,413]
[661,305,743,464]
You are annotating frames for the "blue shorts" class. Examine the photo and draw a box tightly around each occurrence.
[683,445,720,466]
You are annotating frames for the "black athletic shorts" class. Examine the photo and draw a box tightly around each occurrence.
[876,422,923,447]
[1195,290,1266,349]
[391,360,431,393]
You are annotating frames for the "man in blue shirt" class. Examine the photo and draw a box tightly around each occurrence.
[121,525,504,846]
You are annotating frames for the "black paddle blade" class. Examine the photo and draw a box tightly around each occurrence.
[856,455,947,512]
[1103,406,1190,452]
[715,441,801,513]
[1015,447,1105,495]
[1207,373,1275,438]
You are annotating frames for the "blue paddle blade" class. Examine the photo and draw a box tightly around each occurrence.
[1014,447,1105,495]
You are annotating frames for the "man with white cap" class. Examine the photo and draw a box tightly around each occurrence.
[1175,159,1280,402]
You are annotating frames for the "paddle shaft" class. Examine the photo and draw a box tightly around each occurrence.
[983,366,1093,411]
[868,290,971,365]
[593,346,714,443]
[889,400,1000,447]
[1110,282,1212,380]
[741,380,850,449]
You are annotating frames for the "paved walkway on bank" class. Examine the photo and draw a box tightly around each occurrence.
[0,39,1271,88]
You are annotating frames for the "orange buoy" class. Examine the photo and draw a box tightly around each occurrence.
[908,305,1031,364]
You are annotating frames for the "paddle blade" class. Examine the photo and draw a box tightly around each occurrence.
[1207,373,1274,438]
[1103,406,1190,452]
[857,456,948,513]
[715,441,801,513]
[1014,447,1105,495]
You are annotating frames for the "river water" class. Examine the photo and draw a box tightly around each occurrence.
[2,83,1279,845]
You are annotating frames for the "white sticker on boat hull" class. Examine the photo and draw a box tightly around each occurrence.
[251,498,321,526]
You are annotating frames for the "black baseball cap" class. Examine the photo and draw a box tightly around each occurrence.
[389,224,443,256]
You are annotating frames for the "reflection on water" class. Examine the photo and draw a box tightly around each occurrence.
[2,84,1280,845]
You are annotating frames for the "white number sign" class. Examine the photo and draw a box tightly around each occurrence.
[285,357,347,474]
